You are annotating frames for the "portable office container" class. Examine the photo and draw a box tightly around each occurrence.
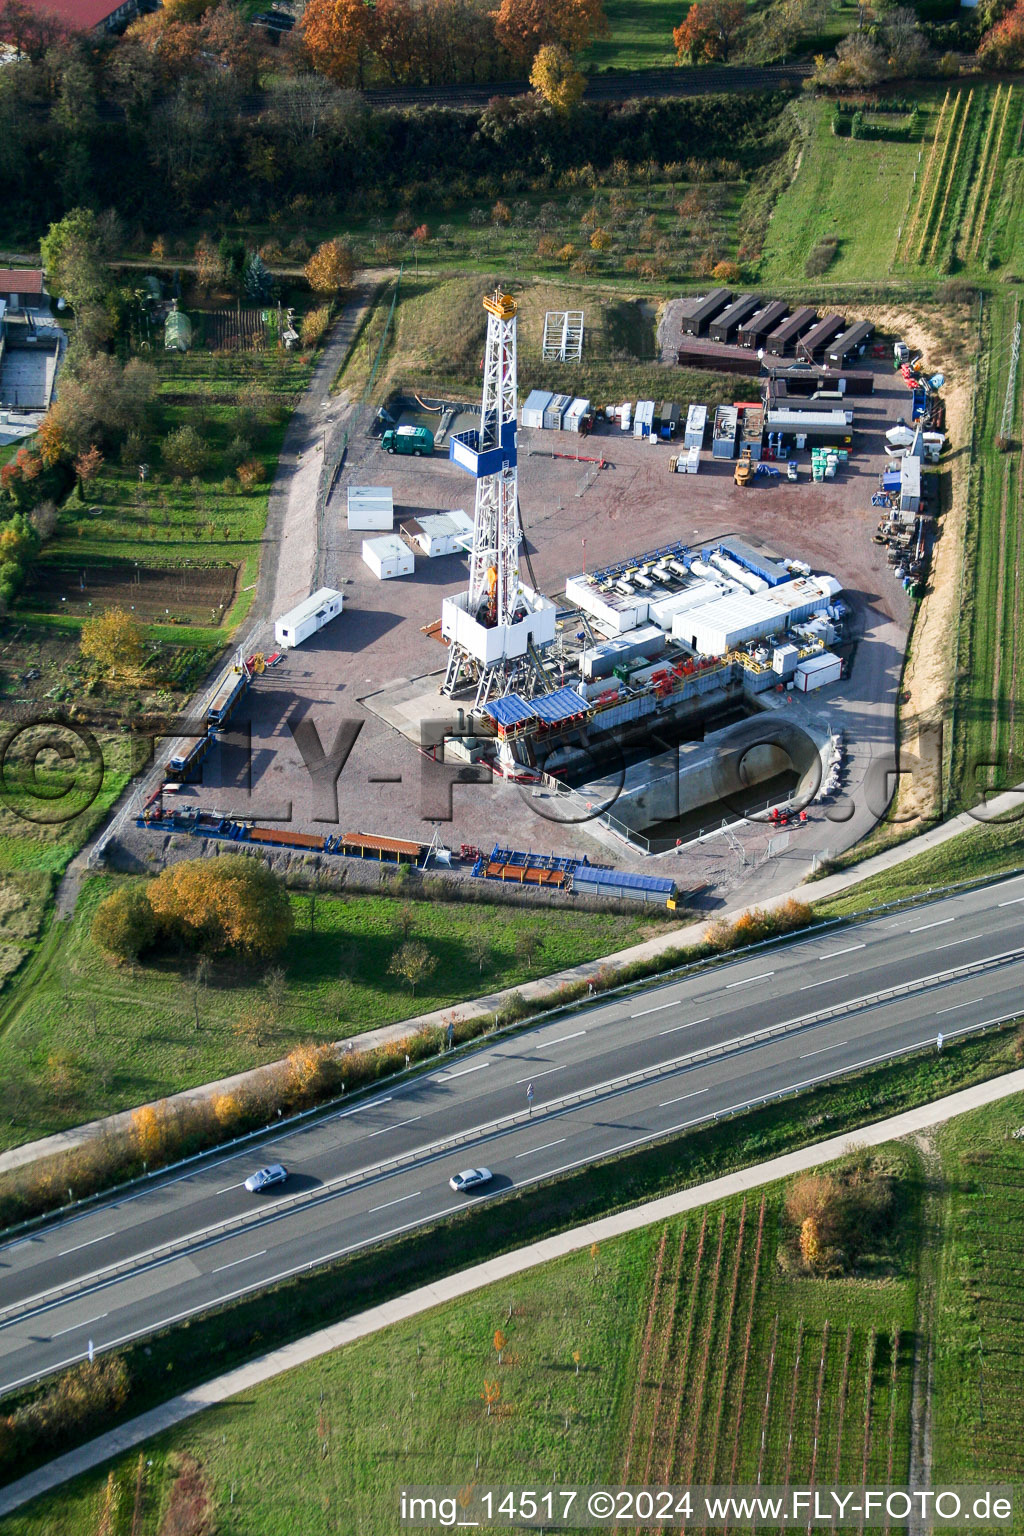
[543,393,572,430]
[738,300,788,348]
[400,510,473,558]
[826,320,875,368]
[362,535,414,581]
[709,293,760,343]
[633,400,655,439]
[899,454,921,513]
[563,397,591,432]
[274,588,344,647]
[522,389,554,428]
[802,313,846,358]
[766,306,817,356]
[347,486,393,531]
[684,404,707,449]
[712,404,738,459]
[680,287,733,337]
[794,651,842,692]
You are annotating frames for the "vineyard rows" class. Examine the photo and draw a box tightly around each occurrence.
[618,1200,913,1522]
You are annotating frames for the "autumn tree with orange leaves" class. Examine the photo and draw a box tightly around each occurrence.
[492,0,608,66]
[300,0,379,86]
[147,853,293,958]
[673,0,745,62]
[304,237,354,296]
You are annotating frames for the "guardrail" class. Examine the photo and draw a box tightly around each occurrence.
[4,943,1021,1331]
[4,866,1022,1247]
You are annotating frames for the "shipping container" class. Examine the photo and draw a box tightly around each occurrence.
[794,651,842,692]
[563,397,591,432]
[801,313,846,358]
[347,485,393,531]
[899,454,921,513]
[738,300,788,348]
[712,404,738,459]
[680,286,733,337]
[543,393,572,430]
[738,404,764,460]
[826,320,875,368]
[634,399,655,439]
[683,403,707,449]
[660,402,681,439]
[274,588,344,648]
[522,389,554,429]
[677,339,762,375]
[709,293,760,343]
[765,306,817,356]
[362,534,414,580]
[717,536,789,587]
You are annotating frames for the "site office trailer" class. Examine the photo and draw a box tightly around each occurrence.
[680,287,733,337]
[363,535,414,580]
[274,588,345,648]
[794,651,842,691]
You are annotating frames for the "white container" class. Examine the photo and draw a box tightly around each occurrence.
[620,402,632,432]
[794,651,842,691]
[363,535,414,580]
[274,588,344,648]
[401,510,473,557]
[347,485,393,531]
[684,404,707,450]
[522,390,554,429]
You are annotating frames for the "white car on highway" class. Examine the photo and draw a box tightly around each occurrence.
[449,1167,493,1193]
[244,1163,289,1193]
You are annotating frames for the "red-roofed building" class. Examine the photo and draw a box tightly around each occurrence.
[24,0,140,33]
[0,270,47,311]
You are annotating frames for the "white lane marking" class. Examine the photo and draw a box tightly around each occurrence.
[212,1249,266,1275]
[369,1190,421,1214]
[910,917,955,933]
[726,972,774,989]
[631,1001,675,1018]
[819,943,865,958]
[936,998,983,1015]
[800,972,850,991]
[800,1040,848,1059]
[998,895,1024,907]
[336,1097,392,1117]
[58,1232,114,1258]
[660,1017,709,1036]
[215,1182,245,1195]
[934,936,980,952]
[514,1065,565,1085]
[538,1030,586,1048]
[438,1061,490,1080]
[51,1311,108,1339]
[659,1087,709,1108]
[366,1116,422,1138]
[514,1139,566,1159]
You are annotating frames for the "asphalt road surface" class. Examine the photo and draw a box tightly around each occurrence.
[3,874,1024,1395]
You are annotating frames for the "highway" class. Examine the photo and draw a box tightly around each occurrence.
[2,874,1024,1397]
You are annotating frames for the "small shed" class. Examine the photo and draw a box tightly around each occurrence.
[164,309,192,352]
[522,390,553,429]
[347,486,394,531]
[363,535,414,580]
[274,588,344,648]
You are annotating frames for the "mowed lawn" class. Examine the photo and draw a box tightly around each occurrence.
[5,1141,930,1535]
[758,98,932,286]
[0,878,663,1151]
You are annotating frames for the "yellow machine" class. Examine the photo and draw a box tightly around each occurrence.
[734,448,753,487]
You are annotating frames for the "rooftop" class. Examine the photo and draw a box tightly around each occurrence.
[23,0,127,28]
[0,269,44,295]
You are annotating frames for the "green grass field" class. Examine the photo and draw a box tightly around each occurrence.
[20,1097,1024,1536]
[0,877,662,1151]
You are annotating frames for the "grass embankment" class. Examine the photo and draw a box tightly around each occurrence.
[811,812,1024,918]
[9,1064,1024,1533]
[0,878,662,1151]
[950,289,1024,810]
[337,272,739,411]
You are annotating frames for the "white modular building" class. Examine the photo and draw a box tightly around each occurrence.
[363,535,414,580]
[274,588,344,648]
[672,575,842,655]
[565,573,648,634]
[400,510,474,558]
[347,485,394,531]
[521,390,553,428]
[563,398,591,432]
[794,651,842,691]
[684,404,707,450]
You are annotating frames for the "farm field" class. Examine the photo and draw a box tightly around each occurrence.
[0,878,662,1151]
[27,1109,1024,1536]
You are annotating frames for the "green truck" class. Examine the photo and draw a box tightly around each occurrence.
[381,424,435,457]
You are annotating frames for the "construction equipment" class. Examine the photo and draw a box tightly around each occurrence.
[754,462,780,480]
[734,448,753,487]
